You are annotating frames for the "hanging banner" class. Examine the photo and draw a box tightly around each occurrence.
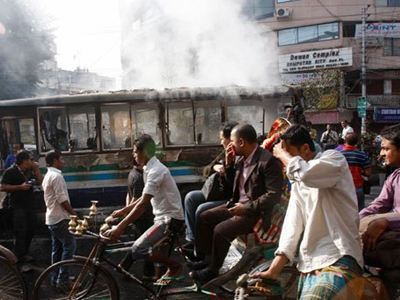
[355,23,400,38]
[279,48,352,73]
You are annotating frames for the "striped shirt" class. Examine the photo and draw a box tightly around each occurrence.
[341,145,370,188]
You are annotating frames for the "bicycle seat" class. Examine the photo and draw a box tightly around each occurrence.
[0,244,17,264]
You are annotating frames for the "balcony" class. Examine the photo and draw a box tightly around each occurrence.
[345,94,400,108]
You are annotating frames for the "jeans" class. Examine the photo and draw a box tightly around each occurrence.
[48,219,76,284]
[13,207,35,259]
[184,190,225,241]
[356,187,365,211]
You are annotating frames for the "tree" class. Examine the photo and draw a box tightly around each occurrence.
[299,69,342,110]
[0,0,54,100]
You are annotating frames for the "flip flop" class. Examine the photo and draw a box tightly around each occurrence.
[153,275,185,286]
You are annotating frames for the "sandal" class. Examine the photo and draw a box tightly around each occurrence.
[153,275,185,286]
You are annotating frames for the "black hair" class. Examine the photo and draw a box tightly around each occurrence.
[45,150,62,166]
[345,133,358,146]
[232,124,257,143]
[220,121,239,139]
[381,124,400,149]
[16,150,32,165]
[134,134,156,157]
[281,124,316,152]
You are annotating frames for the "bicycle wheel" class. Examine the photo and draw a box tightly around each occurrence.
[0,256,27,300]
[32,258,119,300]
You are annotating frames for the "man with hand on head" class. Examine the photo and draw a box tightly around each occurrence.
[191,123,284,284]
[252,124,363,299]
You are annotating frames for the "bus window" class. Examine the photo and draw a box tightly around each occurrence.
[194,101,221,144]
[1,118,37,154]
[39,108,69,152]
[227,105,264,136]
[68,106,97,151]
[18,119,36,151]
[165,102,194,145]
[101,104,131,150]
[131,105,160,145]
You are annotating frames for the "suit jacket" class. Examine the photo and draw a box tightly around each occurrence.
[226,147,284,223]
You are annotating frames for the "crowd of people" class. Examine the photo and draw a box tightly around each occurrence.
[0,120,400,298]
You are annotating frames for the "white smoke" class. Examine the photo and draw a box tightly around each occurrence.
[120,0,279,89]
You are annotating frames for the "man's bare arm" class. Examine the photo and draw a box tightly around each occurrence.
[0,183,31,192]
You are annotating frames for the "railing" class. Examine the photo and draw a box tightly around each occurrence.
[344,94,400,108]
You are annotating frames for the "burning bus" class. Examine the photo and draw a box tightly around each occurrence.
[0,86,293,209]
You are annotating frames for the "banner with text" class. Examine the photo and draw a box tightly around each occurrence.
[279,47,352,73]
[355,23,400,38]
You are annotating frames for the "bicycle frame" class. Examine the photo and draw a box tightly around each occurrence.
[67,230,222,299]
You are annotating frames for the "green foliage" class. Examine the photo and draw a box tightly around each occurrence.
[300,69,342,109]
[0,0,54,100]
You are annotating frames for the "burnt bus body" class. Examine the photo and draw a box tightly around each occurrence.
[0,87,292,210]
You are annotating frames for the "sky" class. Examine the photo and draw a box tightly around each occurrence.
[35,0,122,78]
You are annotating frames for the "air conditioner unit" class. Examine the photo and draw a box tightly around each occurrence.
[276,8,290,19]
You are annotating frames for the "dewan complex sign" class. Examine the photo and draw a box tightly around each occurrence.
[279,47,352,73]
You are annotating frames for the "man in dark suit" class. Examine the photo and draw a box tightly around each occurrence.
[190,124,284,284]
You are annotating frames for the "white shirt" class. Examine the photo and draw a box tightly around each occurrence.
[42,167,71,225]
[143,157,184,222]
[276,150,363,273]
[341,125,354,138]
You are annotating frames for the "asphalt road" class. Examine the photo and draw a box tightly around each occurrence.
[1,234,227,300]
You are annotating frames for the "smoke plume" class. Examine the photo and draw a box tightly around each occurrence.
[120,0,279,89]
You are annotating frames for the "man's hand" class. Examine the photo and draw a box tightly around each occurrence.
[32,161,40,171]
[250,268,279,281]
[362,218,389,251]
[225,143,236,165]
[20,182,32,191]
[272,141,292,167]
[228,203,247,216]
[112,208,126,218]
[213,164,225,175]
[103,225,124,241]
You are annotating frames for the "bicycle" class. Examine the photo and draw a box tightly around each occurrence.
[0,244,27,300]
[32,224,224,300]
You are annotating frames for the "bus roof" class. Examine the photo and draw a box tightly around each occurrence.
[0,86,290,107]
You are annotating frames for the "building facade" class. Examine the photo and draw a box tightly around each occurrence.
[256,0,400,133]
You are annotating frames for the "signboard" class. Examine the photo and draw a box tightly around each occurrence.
[357,97,367,118]
[374,107,400,122]
[305,111,339,124]
[355,23,400,38]
[280,73,316,85]
[279,48,352,73]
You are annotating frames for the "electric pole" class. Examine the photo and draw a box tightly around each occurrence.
[361,6,368,135]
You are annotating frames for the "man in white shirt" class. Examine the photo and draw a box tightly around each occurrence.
[42,150,76,287]
[252,125,363,299]
[341,120,354,139]
[107,134,184,283]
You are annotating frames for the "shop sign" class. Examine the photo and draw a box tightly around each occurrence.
[374,107,400,122]
[279,48,352,73]
[280,73,316,84]
[355,23,400,38]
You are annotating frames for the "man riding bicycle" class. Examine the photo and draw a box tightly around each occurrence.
[105,134,184,284]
